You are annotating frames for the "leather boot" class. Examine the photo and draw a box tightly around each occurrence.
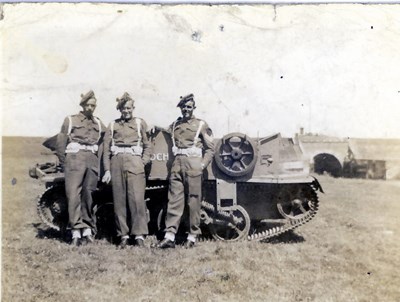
[183,240,195,249]
[152,238,175,249]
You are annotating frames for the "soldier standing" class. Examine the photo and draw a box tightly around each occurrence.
[102,92,152,249]
[56,90,105,246]
[154,94,214,249]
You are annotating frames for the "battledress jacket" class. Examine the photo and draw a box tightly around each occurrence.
[56,112,106,166]
[168,115,215,166]
[102,117,152,173]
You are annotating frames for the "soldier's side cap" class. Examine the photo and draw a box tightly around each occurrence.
[80,90,96,105]
[116,92,134,110]
[177,93,194,107]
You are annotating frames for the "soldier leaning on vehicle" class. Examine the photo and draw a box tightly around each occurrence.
[56,90,106,246]
[153,93,215,249]
[102,92,152,249]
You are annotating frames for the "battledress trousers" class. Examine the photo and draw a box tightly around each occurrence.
[103,117,152,238]
[166,155,203,235]
[164,116,214,239]
[57,112,105,236]
[64,151,99,231]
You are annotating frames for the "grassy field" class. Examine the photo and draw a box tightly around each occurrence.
[2,136,400,302]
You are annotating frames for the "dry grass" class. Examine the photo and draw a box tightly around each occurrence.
[2,137,400,302]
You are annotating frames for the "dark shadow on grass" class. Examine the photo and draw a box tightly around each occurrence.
[33,223,69,242]
[261,230,305,244]
[33,223,117,244]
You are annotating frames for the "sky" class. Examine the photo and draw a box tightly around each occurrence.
[1,3,400,139]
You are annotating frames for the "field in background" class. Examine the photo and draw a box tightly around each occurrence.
[2,136,400,301]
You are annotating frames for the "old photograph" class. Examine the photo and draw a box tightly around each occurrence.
[1,2,400,301]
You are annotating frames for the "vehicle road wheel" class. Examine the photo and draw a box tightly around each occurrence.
[209,205,250,241]
[276,186,312,220]
[37,185,68,232]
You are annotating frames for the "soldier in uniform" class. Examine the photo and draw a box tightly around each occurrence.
[102,92,152,249]
[154,94,214,249]
[56,90,105,246]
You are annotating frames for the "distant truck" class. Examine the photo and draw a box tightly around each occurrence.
[29,130,323,242]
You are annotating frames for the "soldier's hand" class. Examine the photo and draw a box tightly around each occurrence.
[150,125,164,134]
[57,164,64,173]
[102,170,111,184]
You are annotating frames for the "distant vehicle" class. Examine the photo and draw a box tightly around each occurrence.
[29,130,323,242]
[343,158,386,179]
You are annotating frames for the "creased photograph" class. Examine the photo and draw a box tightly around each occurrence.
[1,2,399,301]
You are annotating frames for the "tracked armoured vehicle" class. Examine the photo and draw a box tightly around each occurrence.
[29,130,323,242]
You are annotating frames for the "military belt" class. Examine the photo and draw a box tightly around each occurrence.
[172,146,202,157]
[65,142,98,154]
[111,145,143,156]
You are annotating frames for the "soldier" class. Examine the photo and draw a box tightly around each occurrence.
[102,92,152,249]
[56,90,105,246]
[154,94,214,249]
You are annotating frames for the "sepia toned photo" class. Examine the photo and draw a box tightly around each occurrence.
[1,2,400,301]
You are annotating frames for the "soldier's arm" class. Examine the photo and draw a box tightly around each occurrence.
[96,119,107,177]
[166,122,174,134]
[149,123,173,136]
[166,118,181,135]
[201,121,215,168]
[102,123,113,172]
[152,125,169,133]
[96,119,107,150]
[99,120,107,135]
[55,117,70,166]
[141,119,153,165]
